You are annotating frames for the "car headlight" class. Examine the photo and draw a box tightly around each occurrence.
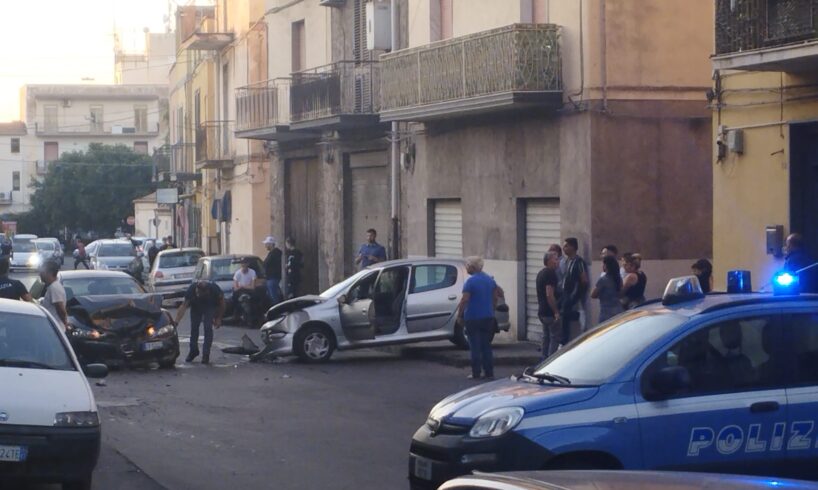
[68,325,101,339]
[151,325,175,338]
[28,255,42,266]
[54,411,99,427]
[468,407,524,439]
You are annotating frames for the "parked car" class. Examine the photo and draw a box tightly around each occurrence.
[0,298,107,489]
[147,248,205,299]
[408,275,818,489]
[30,270,179,369]
[9,233,39,271]
[87,239,137,272]
[439,471,818,490]
[34,238,63,266]
[258,258,510,363]
[191,255,265,316]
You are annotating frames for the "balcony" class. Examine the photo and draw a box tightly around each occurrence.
[235,78,313,141]
[0,192,12,205]
[195,121,234,170]
[713,0,818,72]
[35,160,49,175]
[380,24,562,122]
[180,17,234,51]
[289,61,381,131]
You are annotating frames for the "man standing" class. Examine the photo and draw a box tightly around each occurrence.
[456,256,501,380]
[354,229,386,270]
[174,280,225,364]
[0,258,30,301]
[785,233,818,293]
[40,260,67,328]
[147,239,159,268]
[285,237,303,299]
[231,257,257,316]
[74,239,89,270]
[262,236,283,304]
[560,238,588,345]
[0,237,12,259]
[536,251,560,359]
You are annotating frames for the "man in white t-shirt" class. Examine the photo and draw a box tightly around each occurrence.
[231,257,257,315]
[40,260,67,329]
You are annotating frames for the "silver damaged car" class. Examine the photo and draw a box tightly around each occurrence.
[259,259,511,362]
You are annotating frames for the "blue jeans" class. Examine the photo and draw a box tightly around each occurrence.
[190,308,215,357]
[465,318,495,378]
[266,279,282,304]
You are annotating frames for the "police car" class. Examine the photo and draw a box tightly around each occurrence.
[409,271,818,489]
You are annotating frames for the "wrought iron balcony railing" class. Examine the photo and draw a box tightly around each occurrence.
[195,121,234,169]
[379,24,562,121]
[290,61,380,127]
[716,0,818,55]
[235,78,291,133]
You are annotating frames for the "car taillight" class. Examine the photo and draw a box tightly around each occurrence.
[155,271,164,279]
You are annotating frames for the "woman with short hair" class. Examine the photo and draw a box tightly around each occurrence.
[591,255,623,324]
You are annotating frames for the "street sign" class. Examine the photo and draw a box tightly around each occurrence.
[156,188,179,204]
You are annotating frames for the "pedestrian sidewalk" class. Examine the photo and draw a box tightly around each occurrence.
[383,337,543,368]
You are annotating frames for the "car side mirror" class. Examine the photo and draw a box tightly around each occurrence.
[337,294,347,305]
[647,366,691,400]
[83,363,109,379]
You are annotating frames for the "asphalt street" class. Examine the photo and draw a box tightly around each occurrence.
[11,270,519,489]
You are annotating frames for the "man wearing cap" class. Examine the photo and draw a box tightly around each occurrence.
[174,279,225,364]
[263,236,283,304]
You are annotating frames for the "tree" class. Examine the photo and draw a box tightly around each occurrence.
[25,144,155,236]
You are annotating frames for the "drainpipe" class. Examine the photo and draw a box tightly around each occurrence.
[600,0,608,112]
[390,0,400,260]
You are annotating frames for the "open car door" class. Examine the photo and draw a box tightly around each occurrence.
[339,271,379,341]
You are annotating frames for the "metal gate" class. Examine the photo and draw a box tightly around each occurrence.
[345,151,389,275]
[433,200,463,258]
[525,200,561,342]
[286,158,322,295]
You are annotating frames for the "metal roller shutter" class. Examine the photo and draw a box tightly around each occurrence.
[434,201,463,258]
[525,201,561,342]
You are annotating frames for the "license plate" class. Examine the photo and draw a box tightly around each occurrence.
[0,445,27,462]
[175,273,193,279]
[413,456,432,481]
[142,341,164,352]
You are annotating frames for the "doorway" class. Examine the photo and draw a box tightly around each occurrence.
[790,123,818,260]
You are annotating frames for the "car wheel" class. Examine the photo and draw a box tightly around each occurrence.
[450,322,469,350]
[294,325,335,363]
[63,474,92,490]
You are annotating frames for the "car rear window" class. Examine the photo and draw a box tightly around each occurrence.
[62,277,146,299]
[13,240,35,252]
[0,313,74,371]
[35,241,55,251]
[100,243,136,257]
[159,251,204,269]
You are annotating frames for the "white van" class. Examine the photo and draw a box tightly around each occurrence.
[0,299,106,489]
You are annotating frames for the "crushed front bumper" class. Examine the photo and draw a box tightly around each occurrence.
[70,334,180,367]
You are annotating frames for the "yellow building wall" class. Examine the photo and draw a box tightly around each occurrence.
[713,70,818,290]
[266,0,331,77]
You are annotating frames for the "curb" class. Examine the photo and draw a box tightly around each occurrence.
[379,345,542,368]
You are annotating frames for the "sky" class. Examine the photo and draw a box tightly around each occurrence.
[0,0,178,121]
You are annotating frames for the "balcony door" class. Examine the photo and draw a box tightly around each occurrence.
[790,122,818,260]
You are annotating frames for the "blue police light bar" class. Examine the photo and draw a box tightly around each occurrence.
[662,275,705,306]
[772,270,799,296]
[727,270,752,294]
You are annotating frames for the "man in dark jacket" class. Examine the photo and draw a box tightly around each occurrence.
[285,237,303,299]
[785,233,818,293]
[263,236,282,304]
[559,237,588,345]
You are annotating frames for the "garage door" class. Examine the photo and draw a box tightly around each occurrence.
[286,158,322,295]
[346,151,390,275]
[434,200,462,258]
[525,200,560,342]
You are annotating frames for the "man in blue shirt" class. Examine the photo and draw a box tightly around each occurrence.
[354,228,387,270]
[456,256,502,380]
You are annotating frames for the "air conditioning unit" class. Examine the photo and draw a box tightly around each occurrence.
[319,0,345,6]
[366,0,391,50]
[122,127,136,134]
[111,125,123,134]
[0,193,8,200]
[62,99,72,108]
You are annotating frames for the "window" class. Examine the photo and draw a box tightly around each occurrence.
[89,105,104,132]
[62,277,145,300]
[134,105,148,132]
[292,20,306,72]
[785,313,818,385]
[176,107,184,143]
[642,315,782,397]
[134,141,149,155]
[347,272,378,302]
[44,141,58,163]
[0,313,74,371]
[10,138,19,154]
[158,251,204,269]
[12,172,20,191]
[410,265,457,294]
[99,243,136,257]
[44,105,58,132]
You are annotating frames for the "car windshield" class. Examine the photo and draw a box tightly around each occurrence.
[0,313,74,371]
[35,241,55,251]
[533,310,687,385]
[62,276,146,300]
[100,243,136,257]
[159,251,204,269]
[13,240,35,252]
[211,259,243,281]
[320,270,375,299]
